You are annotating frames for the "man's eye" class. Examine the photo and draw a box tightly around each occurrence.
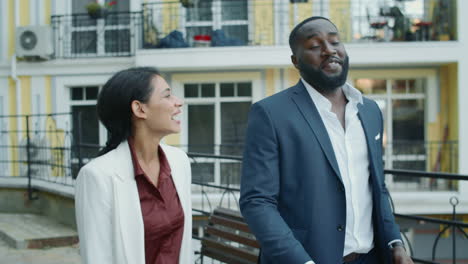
[332,42,340,45]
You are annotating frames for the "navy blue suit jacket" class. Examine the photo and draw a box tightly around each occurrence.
[239,81,401,264]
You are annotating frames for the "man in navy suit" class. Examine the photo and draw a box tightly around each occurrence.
[240,17,414,264]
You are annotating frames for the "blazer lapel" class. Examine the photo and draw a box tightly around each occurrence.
[112,141,145,264]
[290,82,343,184]
[357,103,382,186]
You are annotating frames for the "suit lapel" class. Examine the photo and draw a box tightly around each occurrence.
[290,82,343,183]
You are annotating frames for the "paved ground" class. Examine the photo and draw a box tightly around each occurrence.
[0,213,81,264]
[0,238,81,264]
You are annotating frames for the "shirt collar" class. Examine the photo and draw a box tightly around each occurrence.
[300,78,363,112]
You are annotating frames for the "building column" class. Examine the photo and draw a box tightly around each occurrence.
[457,0,468,202]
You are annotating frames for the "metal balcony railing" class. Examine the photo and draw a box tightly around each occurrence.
[140,0,456,49]
[51,11,143,59]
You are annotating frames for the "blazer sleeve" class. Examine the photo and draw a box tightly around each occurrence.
[75,165,114,264]
[239,102,312,264]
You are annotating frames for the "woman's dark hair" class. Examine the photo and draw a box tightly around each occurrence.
[96,67,160,156]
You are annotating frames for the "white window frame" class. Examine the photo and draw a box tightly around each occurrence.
[172,72,262,185]
[69,85,102,164]
[349,69,438,190]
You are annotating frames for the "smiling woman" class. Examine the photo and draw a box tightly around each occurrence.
[74,67,193,264]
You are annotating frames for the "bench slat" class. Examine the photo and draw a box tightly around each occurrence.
[211,215,252,233]
[203,247,257,264]
[202,236,259,263]
[213,207,244,221]
[205,225,260,248]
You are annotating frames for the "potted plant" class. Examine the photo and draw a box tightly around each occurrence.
[180,0,195,8]
[86,1,117,19]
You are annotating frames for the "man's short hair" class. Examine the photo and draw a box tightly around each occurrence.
[289,16,335,54]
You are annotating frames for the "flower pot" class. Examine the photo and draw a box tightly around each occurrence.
[88,9,107,19]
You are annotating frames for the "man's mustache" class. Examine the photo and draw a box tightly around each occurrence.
[320,56,344,68]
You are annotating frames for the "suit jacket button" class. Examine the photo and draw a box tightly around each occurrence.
[337,225,344,232]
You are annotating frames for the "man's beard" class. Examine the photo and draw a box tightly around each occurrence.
[299,55,349,94]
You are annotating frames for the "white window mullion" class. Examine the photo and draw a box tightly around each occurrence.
[97,19,106,55]
[213,0,222,30]
[214,83,222,184]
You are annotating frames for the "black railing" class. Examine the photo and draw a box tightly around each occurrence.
[0,113,75,189]
[385,169,468,264]
[51,11,143,58]
[1,113,466,263]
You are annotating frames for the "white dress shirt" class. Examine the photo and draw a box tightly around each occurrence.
[302,79,374,263]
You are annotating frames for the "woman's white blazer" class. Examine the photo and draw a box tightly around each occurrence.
[75,141,193,264]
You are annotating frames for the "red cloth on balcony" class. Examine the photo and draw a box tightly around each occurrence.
[128,139,184,264]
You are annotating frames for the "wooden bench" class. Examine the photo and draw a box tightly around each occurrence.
[201,207,260,264]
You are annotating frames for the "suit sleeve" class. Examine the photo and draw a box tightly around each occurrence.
[239,102,312,264]
[75,166,114,264]
[375,102,402,244]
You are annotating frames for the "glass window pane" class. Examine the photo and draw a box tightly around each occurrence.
[72,31,97,54]
[71,87,83,100]
[221,0,247,20]
[221,25,248,44]
[237,82,252,96]
[188,105,214,154]
[392,79,425,94]
[105,29,130,53]
[221,162,241,185]
[392,160,425,183]
[392,80,408,94]
[201,83,215,97]
[191,163,214,183]
[185,84,199,97]
[220,102,250,155]
[220,83,235,97]
[186,0,213,21]
[86,87,98,100]
[354,79,386,94]
[72,105,100,157]
[392,98,425,152]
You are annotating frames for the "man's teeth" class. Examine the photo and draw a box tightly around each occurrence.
[172,115,180,121]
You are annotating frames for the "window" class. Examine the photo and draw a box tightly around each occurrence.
[354,78,427,187]
[184,81,252,185]
[69,0,132,56]
[184,0,249,46]
[70,86,101,176]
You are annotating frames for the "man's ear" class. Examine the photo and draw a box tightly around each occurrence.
[131,100,147,119]
[291,55,300,70]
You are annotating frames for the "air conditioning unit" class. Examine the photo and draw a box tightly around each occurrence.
[16,25,53,60]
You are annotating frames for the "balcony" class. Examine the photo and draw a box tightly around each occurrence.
[51,11,142,59]
[49,0,457,59]
[140,0,457,48]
